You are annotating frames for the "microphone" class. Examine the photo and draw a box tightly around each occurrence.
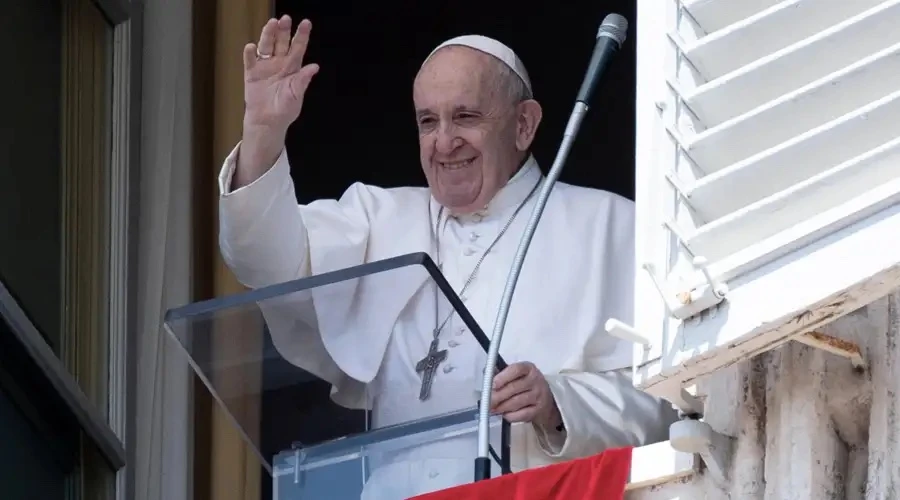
[474,14,629,481]
[576,14,630,105]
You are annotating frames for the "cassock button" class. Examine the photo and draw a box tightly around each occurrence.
[428,470,439,479]
[463,247,476,256]
[448,339,459,347]
[443,364,455,374]
[456,327,465,336]
[469,232,479,242]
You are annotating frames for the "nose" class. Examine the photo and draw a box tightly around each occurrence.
[434,123,462,155]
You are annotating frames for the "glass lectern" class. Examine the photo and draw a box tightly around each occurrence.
[164,253,509,500]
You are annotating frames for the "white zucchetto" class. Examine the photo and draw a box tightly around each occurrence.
[422,35,532,94]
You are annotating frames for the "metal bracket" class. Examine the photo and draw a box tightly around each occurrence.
[793,331,867,370]
[605,319,653,349]
[644,255,728,320]
[292,448,303,484]
[669,419,733,487]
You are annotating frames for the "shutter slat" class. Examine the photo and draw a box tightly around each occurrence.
[687,137,900,265]
[705,176,900,284]
[632,0,900,414]
[682,0,900,126]
[648,0,900,303]
[682,0,882,81]
[685,88,900,223]
[684,42,900,171]
[683,0,782,34]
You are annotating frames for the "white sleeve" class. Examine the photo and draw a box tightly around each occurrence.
[533,194,678,457]
[216,143,380,402]
[218,143,374,289]
[535,369,679,458]
[218,143,312,288]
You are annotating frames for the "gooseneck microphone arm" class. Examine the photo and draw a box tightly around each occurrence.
[474,13,629,480]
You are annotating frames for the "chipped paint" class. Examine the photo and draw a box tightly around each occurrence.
[627,292,900,498]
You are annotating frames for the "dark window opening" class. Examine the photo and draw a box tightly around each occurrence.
[261,2,637,497]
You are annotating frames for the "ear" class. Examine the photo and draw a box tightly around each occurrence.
[515,99,543,152]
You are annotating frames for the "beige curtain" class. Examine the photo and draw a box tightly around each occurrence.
[132,0,195,498]
[191,0,270,498]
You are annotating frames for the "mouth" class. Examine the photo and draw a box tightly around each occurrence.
[439,158,477,170]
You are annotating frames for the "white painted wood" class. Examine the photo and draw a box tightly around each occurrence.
[682,0,781,34]
[630,0,674,370]
[685,89,900,222]
[634,0,900,377]
[687,139,900,265]
[682,0,882,80]
[636,200,900,393]
[682,0,900,126]
[696,174,900,287]
[685,41,900,170]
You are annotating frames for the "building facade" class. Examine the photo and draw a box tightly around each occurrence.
[625,0,900,497]
[4,0,899,499]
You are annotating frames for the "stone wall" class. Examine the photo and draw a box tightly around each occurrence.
[627,290,900,499]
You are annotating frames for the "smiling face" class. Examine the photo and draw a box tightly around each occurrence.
[413,46,542,214]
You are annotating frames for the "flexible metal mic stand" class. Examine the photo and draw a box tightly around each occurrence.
[474,13,629,481]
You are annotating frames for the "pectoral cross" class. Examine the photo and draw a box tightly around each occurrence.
[416,337,448,401]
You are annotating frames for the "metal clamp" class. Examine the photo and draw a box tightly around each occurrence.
[293,448,302,484]
[604,319,653,349]
[669,419,733,487]
[644,256,727,320]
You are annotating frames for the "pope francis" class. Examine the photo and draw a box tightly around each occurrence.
[219,15,678,499]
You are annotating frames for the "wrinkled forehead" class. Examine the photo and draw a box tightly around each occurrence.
[413,47,500,109]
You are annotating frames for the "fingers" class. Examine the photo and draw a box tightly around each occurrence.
[273,15,292,57]
[493,391,537,415]
[491,377,531,409]
[257,18,278,58]
[492,362,531,390]
[284,19,313,74]
[503,406,538,424]
[243,43,258,71]
[287,64,320,100]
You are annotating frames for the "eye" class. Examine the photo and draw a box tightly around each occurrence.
[455,112,481,124]
[418,117,436,126]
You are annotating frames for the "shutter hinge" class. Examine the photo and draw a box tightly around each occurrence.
[644,254,728,321]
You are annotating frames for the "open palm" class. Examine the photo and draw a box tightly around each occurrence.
[243,16,320,132]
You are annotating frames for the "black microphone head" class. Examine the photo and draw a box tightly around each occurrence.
[597,14,628,46]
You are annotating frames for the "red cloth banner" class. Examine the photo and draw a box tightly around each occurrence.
[409,447,633,500]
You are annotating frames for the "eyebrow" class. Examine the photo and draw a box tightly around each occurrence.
[415,105,481,119]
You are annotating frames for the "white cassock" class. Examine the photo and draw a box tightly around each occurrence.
[219,35,678,500]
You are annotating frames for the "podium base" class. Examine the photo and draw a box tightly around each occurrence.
[474,457,491,482]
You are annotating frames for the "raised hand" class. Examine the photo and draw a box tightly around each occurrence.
[243,16,319,131]
[235,16,319,187]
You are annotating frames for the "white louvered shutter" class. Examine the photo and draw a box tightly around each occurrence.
[623,0,900,410]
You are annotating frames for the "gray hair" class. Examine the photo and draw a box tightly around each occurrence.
[493,59,533,104]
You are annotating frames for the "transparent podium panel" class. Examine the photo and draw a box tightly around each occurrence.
[272,408,503,500]
[164,253,509,492]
